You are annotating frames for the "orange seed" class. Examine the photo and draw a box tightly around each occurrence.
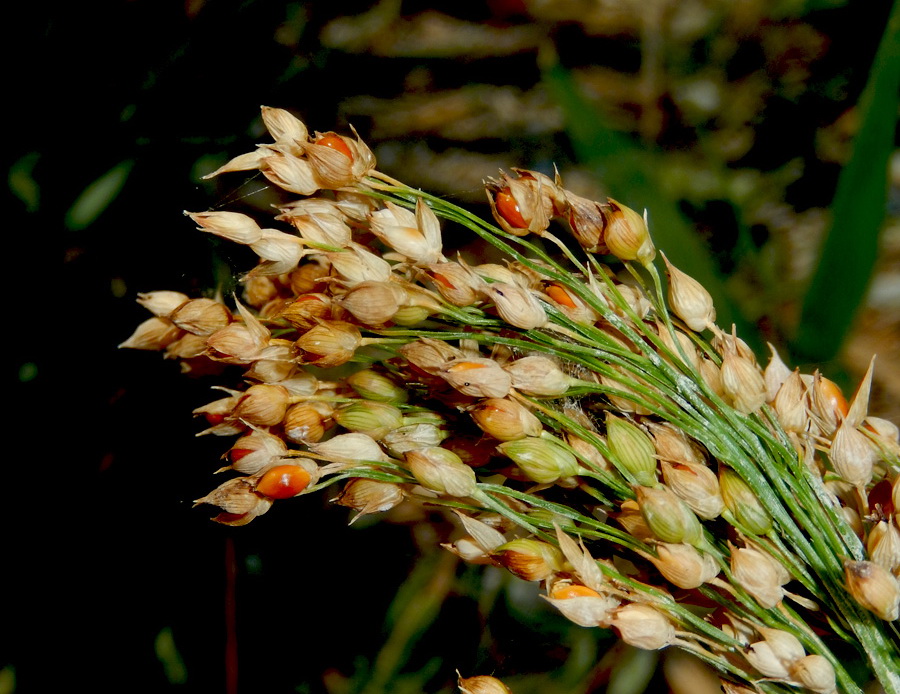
[316,133,353,160]
[495,189,527,228]
[819,377,850,419]
[256,465,311,499]
[546,283,578,309]
[550,584,601,600]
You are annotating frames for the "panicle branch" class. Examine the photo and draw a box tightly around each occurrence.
[123,107,900,694]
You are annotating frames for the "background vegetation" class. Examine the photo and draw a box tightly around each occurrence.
[7,1,897,692]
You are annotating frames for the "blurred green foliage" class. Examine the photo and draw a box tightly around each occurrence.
[794,0,900,363]
[15,1,897,693]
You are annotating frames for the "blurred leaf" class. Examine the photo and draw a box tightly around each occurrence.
[65,159,134,231]
[18,361,38,383]
[792,0,900,363]
[154,626,187,685]
[9,152,40,212]
[541,59,759,350]
[780,0,850,13]
[356,550,457,694]
[0,667,14,694]
[608,646,657,694]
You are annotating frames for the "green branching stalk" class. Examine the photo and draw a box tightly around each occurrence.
[125,108,900,694]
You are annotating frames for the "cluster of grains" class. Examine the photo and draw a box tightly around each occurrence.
[122,108,900,694]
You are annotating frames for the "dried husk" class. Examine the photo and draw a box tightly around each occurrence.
[118,316,182,350]
[662,253,715,332]
[503,355,572,397]
[844,559,900,620]
[405,447,477,497]
[440,357,512,399]
[470,397,543,441]
[645,542,719,589]
[611,603,675,650]
[335,478,405,520]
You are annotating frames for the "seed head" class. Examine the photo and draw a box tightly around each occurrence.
[369,199,443,263]
[660,461,724,520]
[206,301,271,363]
[603,199,655,264]
[606,415,657,487]
[309,432,389,465]
[481,282,548,330]
[337,280,405,326]
[544,582,619,627]
[304,129,376,188]
[193,392,242,434]
[186,210,263,244]
[382,423,448,457]
[492,538,564,581]
[654,320,700,371]
[335,478,405,521]
[295,321,362,367]
[255,462,314,499]
[503,355,572,397]
[457,674,513,694]
[719,466,773,535]
[844,559,900,620]
[719,337,766,414]
[260,105,308,142]
[225,429,289,475]
[285,211,353,249]
[333,401,404,440]
[866,521,900,573]
[562,191,609,253]
[810,372,849,436]
[790,655,836,694]
[400,338,463,375]
[486,171,552,236]
[600,369,654,416]
[421,261,481,307]
[565,434,613,473]
[194,476,266,516]
[326,245,393,285]
[440,357,512,399]
[613,500,655,541]
[279,294,333,330]
[647,542,719,589]
[773,369,811,434]
[248,229,305,276]
[497,437,579,484]
[288,258,329,294]
[764,344,792,401]
[729,544,786,609]
[647,422,704,466]
[164,333,209,361]
[346,369,408,404]
[746,631,809,684]
[698,357,724,398]
[635,485,703,546]
[283,403,327,445]
[473,263,528,287]
[611,603,675,650]
[233,384,290,427]
[136,291,190,317]
[830,419,878,487]
[170,298,232,336]
[662,253,715,332]
[405,447,477,497]
[119,317,182,351]
[470,397,543,441]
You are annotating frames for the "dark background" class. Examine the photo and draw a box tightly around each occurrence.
[7,2,898,693]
